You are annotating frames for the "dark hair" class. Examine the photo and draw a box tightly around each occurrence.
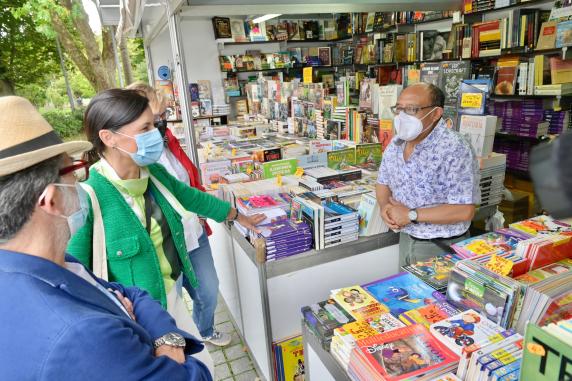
[425,83,445,108]
[83,88,149,164]
[0,155,62,241]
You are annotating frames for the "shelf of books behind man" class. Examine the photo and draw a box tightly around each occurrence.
[300,214,572,381]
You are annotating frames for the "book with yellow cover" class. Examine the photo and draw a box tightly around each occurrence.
[331,285,379,318]
[536,21,558,50]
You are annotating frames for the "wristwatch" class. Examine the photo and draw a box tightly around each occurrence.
[408,209,418,224]
[153,332,186,349]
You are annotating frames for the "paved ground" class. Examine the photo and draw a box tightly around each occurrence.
[184,292,262,381]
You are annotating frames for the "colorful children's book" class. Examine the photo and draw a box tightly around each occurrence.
[327,147,356,170]
[354,324,459,380]
[362,272,443,317]
[399,301,459,328]
[509,215,571,236]
[301,298,355,339]
[367,312,406,333]
[354,143,382,171]
[331,286,379,319]
[273,336,305,381]
[451,230,528,259]
[429,309,505,356]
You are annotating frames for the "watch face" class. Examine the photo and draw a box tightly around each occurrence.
[165,333,186,347]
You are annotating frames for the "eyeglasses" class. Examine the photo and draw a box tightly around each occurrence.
[59,160,89,182]
[390,105,437,116]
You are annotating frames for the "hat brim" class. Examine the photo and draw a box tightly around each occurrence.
[0,140,92,177]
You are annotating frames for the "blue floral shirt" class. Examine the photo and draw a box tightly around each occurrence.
[377,119,480,239]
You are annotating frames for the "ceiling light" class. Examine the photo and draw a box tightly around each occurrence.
[252,14,282,24]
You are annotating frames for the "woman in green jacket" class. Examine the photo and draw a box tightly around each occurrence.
[67,89,264,367]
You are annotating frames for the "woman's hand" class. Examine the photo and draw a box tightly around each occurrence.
[236,213,266,233]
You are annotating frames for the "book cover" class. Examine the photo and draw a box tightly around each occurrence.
[363,272,442,317]
[399,301,459,328]
[367,312,406,333]
[556,20,572,48]
[302,298,355,337]
[212,16,232,39]
[355,324,459,380]
[429,309,505,356]
[197,80,212,100]
[229,19,248,42]
[451,231,525,258]
[550,56,572,84]
[536,21,557,50]
[327,148,356,170]
[199,99,213,116]
[331,286,379,318]
[495,63,518,95]
[441,61,471,107]
[355,143,382,170]
[189,83,200,102]
[199,160,231,185]
[274,336,305,381]
[509,216,571,236]
[261,158,297,179]
[421,31,450,61]
[402,254,458,290]
[419,62,443,87]
[379,119,394,152]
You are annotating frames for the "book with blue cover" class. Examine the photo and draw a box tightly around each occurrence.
[362,272,443,317]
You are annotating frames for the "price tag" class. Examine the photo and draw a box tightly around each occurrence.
[210,183,219,190]
[464,2,472,13]
[485,254,514,276]
[303,67,313,84]
[461,93,484,109]
[295,167,304,178]
[380,119,393,130]
[231,148,237,157]
[276,174,283,187]
[465,241,496,256]
[527,343,546,356]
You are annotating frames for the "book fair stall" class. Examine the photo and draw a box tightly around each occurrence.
[95,0,572,379]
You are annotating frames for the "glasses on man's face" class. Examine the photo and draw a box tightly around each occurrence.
[390,105,436,116]
[59,160,89,182]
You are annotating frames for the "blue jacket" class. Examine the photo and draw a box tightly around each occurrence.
[0,249,212,381]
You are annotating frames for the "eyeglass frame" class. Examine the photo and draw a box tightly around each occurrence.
[58,160,90,182]
[390,104,440,116]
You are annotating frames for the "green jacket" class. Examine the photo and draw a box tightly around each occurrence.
[67,163,231,308]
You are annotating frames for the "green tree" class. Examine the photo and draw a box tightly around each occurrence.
[15,0,117,91]
[1,0,60,95]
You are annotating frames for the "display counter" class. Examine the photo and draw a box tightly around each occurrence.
[208,221,399,381]
[302,320,351,381]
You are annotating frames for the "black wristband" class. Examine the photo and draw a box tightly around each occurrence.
[230,209,239,221]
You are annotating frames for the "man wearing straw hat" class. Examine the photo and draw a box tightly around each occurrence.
[0,96,212,380]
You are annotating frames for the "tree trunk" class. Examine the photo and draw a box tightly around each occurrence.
[101,27,118,87]
[119,35,134,86]
[0,79,14,96]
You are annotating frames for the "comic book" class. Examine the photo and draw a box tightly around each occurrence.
[353,324,459,380]
[429,310,505,356]
[273,335,305,381]
[362,272,443,317]
[331,286,380,319]
[402,254,459,291]
[399,301,459,328]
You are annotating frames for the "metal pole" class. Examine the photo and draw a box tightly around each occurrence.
[165,3,200,166]
[111,26,125,87]
[140,27,156,85]
[55,37,75,111]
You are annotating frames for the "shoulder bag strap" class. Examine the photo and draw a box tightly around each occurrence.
[79,183,108,281]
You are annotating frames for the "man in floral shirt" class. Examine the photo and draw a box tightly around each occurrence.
[376,83,480,266]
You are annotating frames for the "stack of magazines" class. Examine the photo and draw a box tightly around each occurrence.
[251,219,312,261]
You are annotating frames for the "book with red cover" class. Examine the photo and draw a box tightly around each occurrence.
[353,324,459,380]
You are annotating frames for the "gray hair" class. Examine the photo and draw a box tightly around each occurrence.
[0,155,62,241]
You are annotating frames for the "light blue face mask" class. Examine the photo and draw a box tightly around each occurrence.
[50,183,89,237]
[114,128,164,167]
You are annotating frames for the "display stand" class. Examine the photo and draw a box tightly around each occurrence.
[208,221,399,381]
[302,320,351,381]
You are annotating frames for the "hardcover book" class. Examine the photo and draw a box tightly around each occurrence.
[212,17,232,39]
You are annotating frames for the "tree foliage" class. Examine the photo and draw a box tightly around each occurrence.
[0,0,61,94]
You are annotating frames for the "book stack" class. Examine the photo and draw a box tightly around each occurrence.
[446,261,524,328]
[520,321,572,381]
[252,219,313,261]
[493,139,532,172]
[543,109,570,134]
[515,233,572,272]
[514,270,572,334]
[479,152,506,208]
[451,228,529,259]
[330,286,389,321]
[212,104,230,116]
[323,202,360,248]
[514,258,572,285]
[489,100,549,138]
[454,325,523,380]
[330,317,405,370]
[402,254,459,293]
[510,215,572,237]
[348,325,459,381]
[301,298,355,350]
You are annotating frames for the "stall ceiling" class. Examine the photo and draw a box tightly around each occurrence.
[182,0,462,17]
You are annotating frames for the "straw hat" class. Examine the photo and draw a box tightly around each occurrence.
[0,96,92,177]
